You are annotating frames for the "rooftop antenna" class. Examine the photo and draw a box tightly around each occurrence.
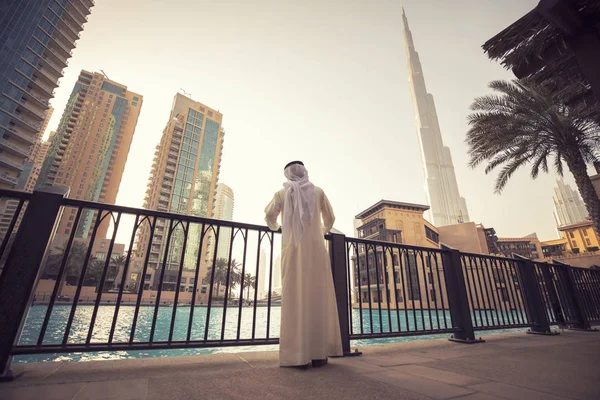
[100,69,109,80]
[180,88,192,98]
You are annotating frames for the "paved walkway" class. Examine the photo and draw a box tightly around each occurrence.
[1,329,599,399]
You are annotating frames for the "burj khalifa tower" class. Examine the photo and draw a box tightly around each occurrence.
[402,7,470,226]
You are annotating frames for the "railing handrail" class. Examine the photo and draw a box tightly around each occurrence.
[60,196,277,233]
[0,189,31,199]
[346,235,448,254]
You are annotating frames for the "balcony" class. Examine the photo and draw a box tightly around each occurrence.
[47,33,73,58]
[0,154,24,171]
[39,54,65,78]
[0,139,29,158]
[48,19,78,50]
[22,89,50,110]
[56,14,80,42]
[65,2,88,25]
[71,0,91,18]
[2,92,45,122]
[44,44,69,68]
[11,111,42,133]
[0,172,18,186]
[29,76,54,98]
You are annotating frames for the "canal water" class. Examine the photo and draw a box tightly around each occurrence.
[14,305,527,363]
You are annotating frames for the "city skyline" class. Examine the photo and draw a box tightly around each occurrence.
[32,0,572,244]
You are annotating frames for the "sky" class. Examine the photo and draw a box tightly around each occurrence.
[43,0,576,246]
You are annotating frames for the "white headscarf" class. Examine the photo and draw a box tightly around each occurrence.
[283,163,316,247]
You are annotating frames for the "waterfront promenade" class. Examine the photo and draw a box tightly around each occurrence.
[1,329,598,399]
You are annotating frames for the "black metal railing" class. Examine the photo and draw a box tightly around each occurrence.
[1,187,600,379]
[459,253,530,330]
[16,198,282,356]
[345,237,458,339]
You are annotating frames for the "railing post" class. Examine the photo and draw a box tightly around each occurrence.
[328,232,360,356]
[0,187,68,381]
[553,260,598,332]
[440,245,483,344]
[512,255,557,335]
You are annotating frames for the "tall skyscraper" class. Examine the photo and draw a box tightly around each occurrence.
[257,248,266,300]
[401,8,469,227]
[272,255,282,294]
[137,93,224,274]
[553,178,588,228]
[0,1,93,189]
[213,183,234,260]
[37,70,142,241]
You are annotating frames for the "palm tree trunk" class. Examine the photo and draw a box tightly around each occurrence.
[565,153,600,236]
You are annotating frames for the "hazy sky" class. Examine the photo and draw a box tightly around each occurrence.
[44,0,574,245]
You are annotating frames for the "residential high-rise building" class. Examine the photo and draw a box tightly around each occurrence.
[137,93,224,278]
[401,8,469,227]
[39,106,54,142]
[0,1,93,189]
[212,183,234,260]
[0,109,52,239]
[553,178,588,228]
[24,140,51,192]
[37,70,142,241]
[15,106,53,190]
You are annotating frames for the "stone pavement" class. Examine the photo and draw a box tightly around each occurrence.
[1,329,599,400]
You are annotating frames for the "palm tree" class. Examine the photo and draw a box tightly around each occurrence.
[110,254,128,290]
[43,241,97,294]
[466,80,600,234]
[243,273,256,301]
[204,258,241,298]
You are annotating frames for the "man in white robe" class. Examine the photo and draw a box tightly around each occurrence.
[264,161,343,368]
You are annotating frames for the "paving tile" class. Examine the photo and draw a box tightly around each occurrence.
[362,354,434,367]
[0,382,85,400]
[468,381,566,400]
[74,379,148,400]
[454,393,504,400]
[394,364,488,387]
[366,369,475,399]
[332,359,388,374]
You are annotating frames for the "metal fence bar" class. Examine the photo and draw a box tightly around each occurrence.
[86,212,122,344]
[0,187,68,380]
[381,246,393,332]
[108,214,140,344]
[441,245,481,343]
[169,221,190,343]
[236,229,249,341]
[553,261,595,331]
[513,256,553,335]
[37,207,83,346]
[62,210,104,345]
[329,233,353,355]
[187,222,206,343]
[389,248,402,333]
[129,216,157,343]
